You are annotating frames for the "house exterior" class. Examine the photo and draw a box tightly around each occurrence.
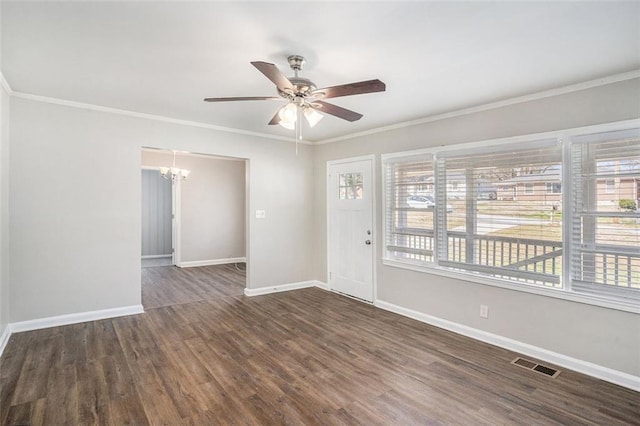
[497,170,638,208]
[598,176,638,207]
[497,172,562,203]
[404,172,496,200]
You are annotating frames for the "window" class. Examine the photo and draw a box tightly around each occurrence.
[383,124,640,310]
[384,155,435,264]
[570,129,640,302]
[523,183,534,195]
[338,173,363,200]
[546,182,562,194]
[436,140,562,288]
[605,179,615,194]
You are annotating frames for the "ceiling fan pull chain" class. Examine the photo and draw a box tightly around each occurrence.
[295,105,303,155]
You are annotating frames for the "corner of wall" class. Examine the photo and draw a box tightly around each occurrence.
[0,323,11,357]
[0,73,12,351]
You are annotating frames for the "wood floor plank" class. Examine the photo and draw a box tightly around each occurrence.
[144,305,199,349]
[8,337,57,407]
[134,384,184,424]
[184,337,258,400]
[85,319,121,361]
[76,360,111,425]
[43,364,78,424]
[107,395,150,426]
[142,263,245,309]
[244,393,288,426]
[2,264,639,425]
[4,398,46,426]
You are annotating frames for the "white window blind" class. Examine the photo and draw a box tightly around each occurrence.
[570,129,640,301]
[435,140,563,287]
[382,124,639,310]
[384,155,436,264]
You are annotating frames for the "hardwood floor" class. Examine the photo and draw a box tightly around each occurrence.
[2,270,639,424]
[142,263,246,309]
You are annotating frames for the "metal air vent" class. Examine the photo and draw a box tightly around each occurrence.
[511,357,561,378]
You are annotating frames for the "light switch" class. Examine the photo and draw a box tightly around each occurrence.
[255,210,266,219]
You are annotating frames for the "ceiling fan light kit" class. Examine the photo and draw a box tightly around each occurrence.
[278,102,298,130]
[204,54,386,144]
[304,106,324,127]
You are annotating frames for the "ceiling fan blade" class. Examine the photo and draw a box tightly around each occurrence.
[203,96,281,102]
[314,101,363,122]
[268,110,281,125]
[314,79,386,99]
[251,61,294,92]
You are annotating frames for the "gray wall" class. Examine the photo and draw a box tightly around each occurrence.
[141,169,172,257]
[8,97,314,323]
[0,81,9,338]
[141,151,246,263]
[4,67,638,378]
[313,78,640,376]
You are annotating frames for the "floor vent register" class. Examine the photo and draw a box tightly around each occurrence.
[511,357,561,378]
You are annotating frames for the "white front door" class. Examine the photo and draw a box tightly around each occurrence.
[327,157,374,302]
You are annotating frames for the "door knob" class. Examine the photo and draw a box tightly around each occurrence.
[365,240,371,245]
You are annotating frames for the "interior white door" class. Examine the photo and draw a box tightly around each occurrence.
[327,158,374,302]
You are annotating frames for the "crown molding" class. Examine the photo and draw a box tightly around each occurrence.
[315,69,640,145]
[5,69,638,147]
[10,90,314,145]
[0,72,13,95]
[141,147,247,162]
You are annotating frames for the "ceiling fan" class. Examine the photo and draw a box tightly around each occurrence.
[204,55,386,137]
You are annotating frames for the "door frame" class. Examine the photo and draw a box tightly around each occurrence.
[326,154,377,302]
[172,177,182,267]
[141,165,181,266]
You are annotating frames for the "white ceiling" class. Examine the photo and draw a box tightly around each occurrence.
[2,1,639,142]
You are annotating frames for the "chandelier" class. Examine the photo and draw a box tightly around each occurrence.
[160,151,190,181]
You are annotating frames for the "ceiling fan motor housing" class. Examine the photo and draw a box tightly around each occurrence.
[280,76,317,98]
[277,55,317,98]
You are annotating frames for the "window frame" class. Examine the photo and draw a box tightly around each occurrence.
[338,172,363,200]
[604,179,615,194]
[381,119,640,314]
[524,183,535,195]
[568,129,640,302]
[383,153,436,265]
[546,182,562,194]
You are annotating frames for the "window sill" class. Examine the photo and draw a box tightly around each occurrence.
[381,258,640,314]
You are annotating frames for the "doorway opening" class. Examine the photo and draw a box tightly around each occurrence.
[141,167,174,267]
[140,148,248,309]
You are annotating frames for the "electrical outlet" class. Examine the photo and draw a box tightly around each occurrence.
[255,210,266,219]
[480,304,489,319]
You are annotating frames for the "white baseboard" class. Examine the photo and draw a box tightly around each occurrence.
[178,257,246,268]
[315,281,330,291]
[0,324,11,357]
[375,300,640,392]
[142,254,172,259]
[9,304,145,334]
[244,280,324,297]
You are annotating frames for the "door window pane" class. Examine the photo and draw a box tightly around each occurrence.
[338,173,363,200]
